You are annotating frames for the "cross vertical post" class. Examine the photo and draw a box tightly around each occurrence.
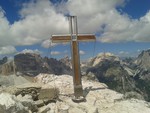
[69,16,83,99]
[51,16,96,102]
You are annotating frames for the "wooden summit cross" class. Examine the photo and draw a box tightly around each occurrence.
[51,16,96,101]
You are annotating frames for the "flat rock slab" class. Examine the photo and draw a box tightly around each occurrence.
[2,83,42,97]
[38,88,59,100]
[16,83,42,89]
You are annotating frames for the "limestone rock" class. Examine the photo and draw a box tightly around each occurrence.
[38,106,51,113]
[38,88,59,100]
[87,107,98,113]
[34,100,45,107]
[3,86,21,95]
[57,103,69,113]
[1,61,14,75]
[86,72,98,81]
[0,93,28,113]
[135,49,150,70]
[1,74,150,113]
[46,103,56,113]
[69,107,87,113]
[16,94,38,112]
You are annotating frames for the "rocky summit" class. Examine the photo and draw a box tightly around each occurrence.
[0,74,150,113]
[1,50,150,112]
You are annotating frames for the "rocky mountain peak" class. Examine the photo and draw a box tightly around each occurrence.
[87,52,120,67]
[0,56,8,65]
[60,56,72,68]
[0,53,72,76]
[135,49,150,70]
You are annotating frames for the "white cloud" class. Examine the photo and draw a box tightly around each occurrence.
[118,51,139,57]
[0,46,17,55]
[50,50,69,55]
[79,50,85,55]
[0,0,150,49]
[119,51,129,55]
[64,0,126,34]
[0,0,69,47]
[51,51,61,55]
[19,49,41,54]
[41,39,57,48]
[99,10,150,43]
[137,49,141,52]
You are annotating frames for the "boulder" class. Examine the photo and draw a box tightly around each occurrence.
[38,106,51,113]
[57,103,69,113]
[86,72,98,81]
[0,93,28,113]
[34,100,45,107]
[16,94,38,112]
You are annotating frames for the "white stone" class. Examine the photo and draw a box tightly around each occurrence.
[34,74,150,113]
[0,93,28,113]
[58,103,69,113]
[69,107,87,113]
[38,106,51,113]
[16,93,38,112]
[2,74,150,113]
[87,107,99,113]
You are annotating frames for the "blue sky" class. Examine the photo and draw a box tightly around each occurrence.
[0,0,150,60]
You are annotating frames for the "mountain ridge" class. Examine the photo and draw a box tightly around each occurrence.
[1,49,150,101]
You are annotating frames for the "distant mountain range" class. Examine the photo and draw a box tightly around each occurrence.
[0,53,72,76]
[82,50,150,101]
[0,49,150,101]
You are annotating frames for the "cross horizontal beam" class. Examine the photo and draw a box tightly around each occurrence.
[51,34,96,43]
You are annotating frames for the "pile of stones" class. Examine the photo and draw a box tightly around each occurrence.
[0,83,59,113]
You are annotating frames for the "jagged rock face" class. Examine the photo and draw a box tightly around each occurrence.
[0,57,8,65]
[44,57,72,75]
[14,53,43,76]
[1,61,14,75]
[133,67,150,101]
[87,52,119,67]
[84,53,132,93]
[135,49,150,70]
[126,49,150,101]
[86,59,136,94]
[0,93,29,113]
[81,53,119,75]
[0,57,8,74]
[84,51,150,102]
[14,53,71,76]
[60,56,72,68]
